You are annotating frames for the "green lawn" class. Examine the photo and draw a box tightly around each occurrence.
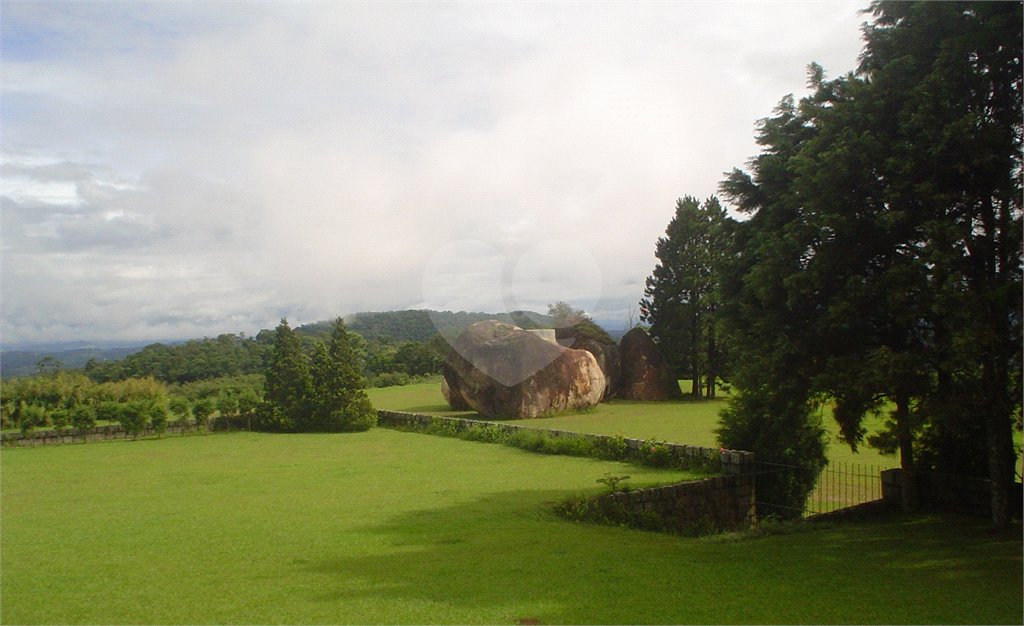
[2,430,1020,625]
[366,381,903,469]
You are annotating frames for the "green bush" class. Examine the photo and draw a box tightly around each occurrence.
[149,403,169,438]
[716,387,827,519]
[49,407,70,429]
[192,398,216,432]
[553,492,716,537]
[69,404,96,433]
[167,396,190,421]
[95,401,121,425]
[17,402,47,434]
[593,432,629,461]
[118,401,149,438]
[635,438,675,468]
[369,372,412,388]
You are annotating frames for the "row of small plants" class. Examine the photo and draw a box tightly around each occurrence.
[414,417,723,473]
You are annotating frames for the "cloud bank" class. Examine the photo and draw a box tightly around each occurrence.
[1,2,867,347]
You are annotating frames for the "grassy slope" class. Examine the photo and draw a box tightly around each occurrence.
[2,431,1020,625]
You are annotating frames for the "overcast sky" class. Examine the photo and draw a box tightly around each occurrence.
[2,1,868,348]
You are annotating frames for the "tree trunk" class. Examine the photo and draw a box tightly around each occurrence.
[983,353,1014,529]
[894,394,916,514]
[690,312,702,398]
[705,324,717,399]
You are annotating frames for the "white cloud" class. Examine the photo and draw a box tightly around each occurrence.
[1,1,868,346]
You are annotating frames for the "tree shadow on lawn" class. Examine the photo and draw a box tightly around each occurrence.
[298,491,1023,625]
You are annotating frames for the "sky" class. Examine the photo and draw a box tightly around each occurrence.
[2,1,869,348]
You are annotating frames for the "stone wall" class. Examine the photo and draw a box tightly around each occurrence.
[881,468,1023,518]
[1,419,202,446]
[375,409,755,474]
[595,473,756,531]
[377,409,756,531]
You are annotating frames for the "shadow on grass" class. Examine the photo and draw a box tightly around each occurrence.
[298,490,1023,625]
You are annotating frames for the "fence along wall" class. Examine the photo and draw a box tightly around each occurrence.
[376,410,756,531]
[1,419,203,446]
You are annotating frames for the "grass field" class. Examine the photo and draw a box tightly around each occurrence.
[2,429,1021,625]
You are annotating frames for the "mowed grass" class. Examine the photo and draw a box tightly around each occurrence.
[2,430,1021,625]
[367,381,903,469]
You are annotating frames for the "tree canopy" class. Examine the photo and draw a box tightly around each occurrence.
[713,0,1021,526]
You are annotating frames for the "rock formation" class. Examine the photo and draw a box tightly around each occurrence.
[443,320,604,419]
[441,376,473,411]
[618,327,683,400]
[555,319,621,400]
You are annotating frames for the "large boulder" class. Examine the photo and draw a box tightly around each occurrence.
[443,320,605,419]
[555,320,621,400]
[441,376,473,411]
[618,327,682,400]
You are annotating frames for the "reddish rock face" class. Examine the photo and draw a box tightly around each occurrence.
[443,320,604,419]
[618,327,683,400]
[560,336,621,401]
[555,320,621,401]
[441,376,473,411]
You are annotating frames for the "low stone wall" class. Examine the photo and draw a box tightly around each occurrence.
[881,468,1023,518]
[375,409,754,474]
[597,473,756,531]
[1,419,202,446]
[377,409,756,531]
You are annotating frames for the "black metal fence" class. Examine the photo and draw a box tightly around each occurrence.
[752,460,886,518]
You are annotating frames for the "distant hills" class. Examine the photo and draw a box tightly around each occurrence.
[1,309,626,378]
[297,309,560,343]
[1,346,148,379]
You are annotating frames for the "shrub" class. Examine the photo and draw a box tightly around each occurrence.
[167,396,191,422]
[118,401,149,438]
[593,432,629,461]
[192,398,216,432]
[252,401,296,432]
[17,402,47,434]
[369,372,412,388]
[70,404,97,434]
[149,403,169,438]
[95,401,121,425]
[635,438,674,468]
[49,407,70,429]
[716,387,827,519]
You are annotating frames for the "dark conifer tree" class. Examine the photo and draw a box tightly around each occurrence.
[641,196,730,397]
[308,318,377,432]
[716,1,1021,525]
[259,318,312,431]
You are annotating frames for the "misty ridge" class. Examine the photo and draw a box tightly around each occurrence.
[0,308,627,379]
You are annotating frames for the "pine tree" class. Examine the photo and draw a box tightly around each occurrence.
[308,318,376,432]
[717,1,1021,526]
[259,318,312,431]
[640,196,730,397]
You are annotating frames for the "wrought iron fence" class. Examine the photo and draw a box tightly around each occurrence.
[752,460,886,518]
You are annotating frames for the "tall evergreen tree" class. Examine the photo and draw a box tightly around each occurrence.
[308,318,377,432]
[717,1,1021,525]
[259,318,312,431]
[641,196,730,397]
